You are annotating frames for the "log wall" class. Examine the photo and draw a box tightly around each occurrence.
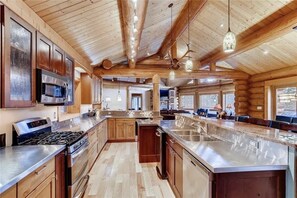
[234,80,249,116]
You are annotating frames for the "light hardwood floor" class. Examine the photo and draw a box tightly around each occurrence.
[84,142,175,198]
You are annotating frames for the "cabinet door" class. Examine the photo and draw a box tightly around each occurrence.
[175,154,183,197]
[166,142,174,186]
[53,44,65,76]
[64,54,74,105]
[108,119,116,140]
[138,126,158,163]
[2,7,36,108]
[27,172,56,198]
[125,121,135,139]
[1,185,16,198]
[115,121,125,139]
[36,31,52,71]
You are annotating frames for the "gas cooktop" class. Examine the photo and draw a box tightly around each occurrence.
[19,131,84,146]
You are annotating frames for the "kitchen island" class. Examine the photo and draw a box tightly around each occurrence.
[137,115,290,198]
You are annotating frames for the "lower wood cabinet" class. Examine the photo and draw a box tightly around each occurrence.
[166,135,183,198]
[108,118,135,141]
[1,185,16,198]
[138,125,159,163]
[26,172,55,198]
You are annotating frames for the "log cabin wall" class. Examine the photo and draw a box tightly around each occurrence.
[233,80,249,116]
[247,65,297,119]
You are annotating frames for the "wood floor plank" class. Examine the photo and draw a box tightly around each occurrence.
[84,142,175,198]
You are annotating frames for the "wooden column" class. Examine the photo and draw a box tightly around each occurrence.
[152,74,160,111]
[234,80,249,116]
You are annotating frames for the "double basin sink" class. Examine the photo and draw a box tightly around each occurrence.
[170,129,219,142]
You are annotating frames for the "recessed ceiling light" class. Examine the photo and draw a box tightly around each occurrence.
[263,50,269,55]
[220,23,224,28]
[134,15,138,22]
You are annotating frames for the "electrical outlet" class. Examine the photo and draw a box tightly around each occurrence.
[53,112,57,119]
[256,106,262,110]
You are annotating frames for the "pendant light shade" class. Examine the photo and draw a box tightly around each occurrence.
[223,29,236,53]
[169,70,175,80]
[223,0,236,53]
[185,59,193,72]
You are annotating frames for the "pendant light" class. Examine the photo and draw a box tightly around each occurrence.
[117,82,122,102]
[168,3,175,80]
[223,0,236,53]
[185,0,193,72]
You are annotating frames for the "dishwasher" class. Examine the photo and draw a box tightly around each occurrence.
[183,150,213,198]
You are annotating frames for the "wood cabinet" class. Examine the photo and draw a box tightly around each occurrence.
[107,118,116,140]
[115,120,126,139]
[36,32,52,71]
[64,54,74,105]
[1,185,16,198]
[88,120,108,170]
[55,152,66,198]
[138,126,159,163]
[165,135,183,198]
[18,158,55,198]
[52,44,65,76]
[2,6,36,108]
[26,172,55,198]
[81,73,101,105]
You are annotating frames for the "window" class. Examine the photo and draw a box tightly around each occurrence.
[276,86,297,117]
[199,94,219,109]
[223,92,235,115]
[180,95,194,110]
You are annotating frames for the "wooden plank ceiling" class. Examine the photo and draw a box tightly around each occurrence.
[177,0,297,74]
[24,0,297,75]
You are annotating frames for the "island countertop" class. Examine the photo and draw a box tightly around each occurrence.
[0,145,65,193]
[179,114,297,148]
[139,120,288,173]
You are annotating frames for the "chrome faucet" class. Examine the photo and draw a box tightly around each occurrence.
[191,122,207,134]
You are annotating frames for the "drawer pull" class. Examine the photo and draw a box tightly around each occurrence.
[169,139,175,144]
[35,165,47,175]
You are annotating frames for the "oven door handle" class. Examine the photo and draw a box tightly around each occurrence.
[72,142,89,159]
[73,174,90,198]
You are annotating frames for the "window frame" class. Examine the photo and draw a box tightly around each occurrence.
[179,93,195,111]
[198,92,220,110]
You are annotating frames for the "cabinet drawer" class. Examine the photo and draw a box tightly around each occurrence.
[167,135,183,158]
[88,128,97,147]
[26,172,55,198]
[88,142,98,168]
[18,158,55,198]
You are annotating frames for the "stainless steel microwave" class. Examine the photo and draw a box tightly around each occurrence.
[36,69,69,105]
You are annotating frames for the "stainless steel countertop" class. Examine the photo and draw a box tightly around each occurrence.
[0,145,65,193]
[159,121,288,173]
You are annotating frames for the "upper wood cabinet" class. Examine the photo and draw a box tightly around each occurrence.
[2,6,36,108]
[64,54,74,105]
[36,32,66,76]
[52,44,65,76]
[81,73,102,105]
[36,32,52,71]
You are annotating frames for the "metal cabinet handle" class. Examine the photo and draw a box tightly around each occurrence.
[35,165,47,175]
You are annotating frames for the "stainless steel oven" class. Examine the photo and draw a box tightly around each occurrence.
[67,135,89,198]
[36,69,69,105]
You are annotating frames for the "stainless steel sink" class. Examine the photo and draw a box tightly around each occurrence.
[173,130,199,136]
[179,135,218,142]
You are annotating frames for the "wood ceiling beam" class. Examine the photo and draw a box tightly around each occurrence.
[158,0,207,57]
[200,7,297,66]
[118,0,148,68]
[93,65,249,79]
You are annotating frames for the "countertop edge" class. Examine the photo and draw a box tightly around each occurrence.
[0,145,66,194]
